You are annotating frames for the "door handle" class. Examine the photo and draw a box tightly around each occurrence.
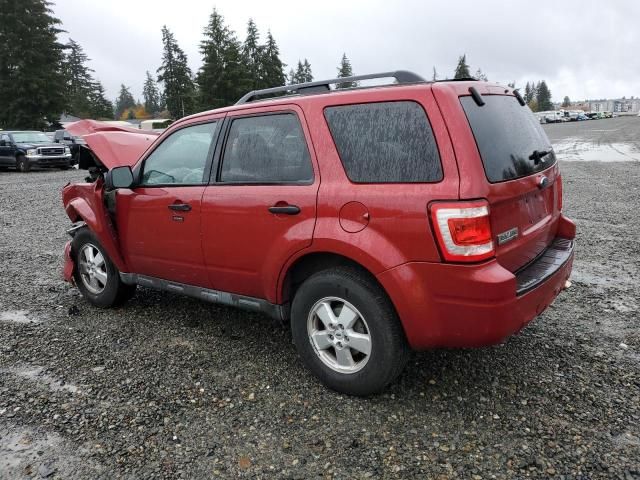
[168,203,192,212]
[268,205,300,215]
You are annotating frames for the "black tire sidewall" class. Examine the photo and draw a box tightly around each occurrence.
[291,269,408,396]
[16,156,29,172]
[72,229,123,308]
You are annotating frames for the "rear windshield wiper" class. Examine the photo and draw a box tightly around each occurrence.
[529,149,551,165]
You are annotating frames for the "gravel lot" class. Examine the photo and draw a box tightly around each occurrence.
[1,117,639,479]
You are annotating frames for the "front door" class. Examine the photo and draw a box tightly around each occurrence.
[201,106,319,302]
[115,120,221,287]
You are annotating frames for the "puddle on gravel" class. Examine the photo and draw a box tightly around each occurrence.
[1,366,79,394]
[0,424,103,478]
[554,140,640,162]
[0,310,41,324]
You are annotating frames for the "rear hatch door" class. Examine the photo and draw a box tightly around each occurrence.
[437,85,561,272]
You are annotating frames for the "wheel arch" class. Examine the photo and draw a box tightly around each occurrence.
[278,250,391,309]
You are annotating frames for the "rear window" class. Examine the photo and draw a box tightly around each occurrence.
[324,101,442,183]
[461,95,556,183]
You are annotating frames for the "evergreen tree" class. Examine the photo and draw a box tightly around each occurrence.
[143,71,161,115]
[302,59,313,82]
[293,61,305,83]
[562,96,571,108]
[63,39,94,116]
[453,54,471,79]
[432,67,438,81]
[287,68,296,85]
[114,84,135,119]
[197,9,250,109]
[336,53,356,89]
[87,81,113,119]
[524,82,535,104]
[474,68,488,81]
[536,81,553,111]
[242,18,263,90]
[260,30,285,88]
[0,0,67,129]
[157,26,195,118]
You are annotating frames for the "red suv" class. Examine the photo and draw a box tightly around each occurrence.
[62,71,575,395]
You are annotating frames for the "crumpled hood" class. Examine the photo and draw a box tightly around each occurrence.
[66,120,161,169]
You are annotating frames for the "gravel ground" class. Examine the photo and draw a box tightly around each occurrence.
[1,119,639,479]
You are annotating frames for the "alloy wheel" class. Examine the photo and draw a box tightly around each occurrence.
[78,243,108,294]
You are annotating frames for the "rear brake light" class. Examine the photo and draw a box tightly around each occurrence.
[430,200,495,262]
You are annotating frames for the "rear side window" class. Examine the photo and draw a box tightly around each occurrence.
[460,95,556,183]
[220,113,313,184]
[324,101,442,183]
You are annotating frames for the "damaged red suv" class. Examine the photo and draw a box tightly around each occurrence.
[62,71,575,395]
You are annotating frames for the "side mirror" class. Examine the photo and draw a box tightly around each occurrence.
[104,166,134,190]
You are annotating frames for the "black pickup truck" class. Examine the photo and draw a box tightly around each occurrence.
[0,131,73,172]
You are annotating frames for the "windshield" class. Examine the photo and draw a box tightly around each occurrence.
[12,132,52,143]
[461,95,556,183]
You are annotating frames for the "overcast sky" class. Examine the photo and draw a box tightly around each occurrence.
[53,0,639,104]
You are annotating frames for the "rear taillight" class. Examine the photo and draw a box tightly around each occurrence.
[557,174,563,211]
[430,200,495,262]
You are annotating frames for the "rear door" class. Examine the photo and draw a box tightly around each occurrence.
[200,105,319,302]
[441,88,561,272]
[0,134,12,164]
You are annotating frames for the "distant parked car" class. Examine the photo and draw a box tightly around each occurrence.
[576,113,589,121]
[54,129,86,164]
[603,112,613,119]
[0,131,73,172]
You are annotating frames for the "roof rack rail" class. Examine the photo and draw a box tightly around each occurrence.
[235,70,426,105]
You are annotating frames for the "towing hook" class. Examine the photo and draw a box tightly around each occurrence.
[66,221,87,237]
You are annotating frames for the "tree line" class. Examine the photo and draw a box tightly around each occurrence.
[0,1,558,129]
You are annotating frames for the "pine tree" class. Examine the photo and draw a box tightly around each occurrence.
[242,18,263,90]
[287,68,296,85]
[453,54,471,79]
[63,39,94,116]
[432,67,438,81]
[260,30,285,88]
[114,84,135,119]
[87,81,113,119]
[302,59,313,82]
[536,81,553,111]
[143,71,161,115]
[336,53,356,89]
[157,26,195,118]
[562,96,571,108]
[524,82,534,104]
[0,0,67,129]
[474,68,488,81]
[293,61,305,83]
[197,9,250,108]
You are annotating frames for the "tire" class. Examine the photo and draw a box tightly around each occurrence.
[16,155,30,173]
[71,228,136,308]
[291,266,409,396]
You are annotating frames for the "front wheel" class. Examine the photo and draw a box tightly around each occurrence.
[291,267,409,396]
[72,228,136,308]
[16,155,30,172]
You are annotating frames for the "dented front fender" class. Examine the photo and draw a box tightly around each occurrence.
[62,179,128,272]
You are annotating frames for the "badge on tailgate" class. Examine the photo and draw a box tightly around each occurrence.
[497,227,518,246]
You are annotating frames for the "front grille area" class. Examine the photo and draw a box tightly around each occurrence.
[39,147,65,156]
[515,237,574,295]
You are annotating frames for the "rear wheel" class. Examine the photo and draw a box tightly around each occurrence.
[291,267,409,396]
[72,228,136,308]
[16,155,30,172]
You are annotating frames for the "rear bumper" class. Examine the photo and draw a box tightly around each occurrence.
[377,237,574,350]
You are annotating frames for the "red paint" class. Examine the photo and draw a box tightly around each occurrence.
[62,79,575,349]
